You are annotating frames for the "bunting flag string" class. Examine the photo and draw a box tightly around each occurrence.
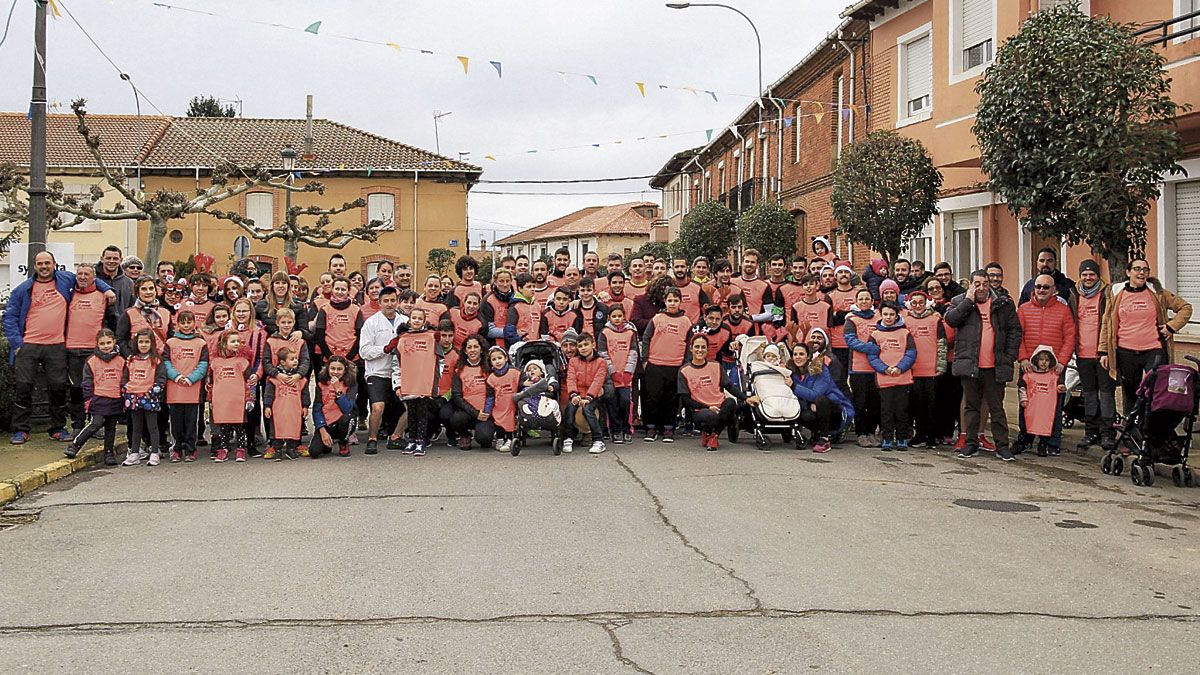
[139,0,871,109]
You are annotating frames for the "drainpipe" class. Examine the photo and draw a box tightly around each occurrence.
[770,97,785,202]
[193,166,201,256]
[413,169,419,270]
[838,30,856,144]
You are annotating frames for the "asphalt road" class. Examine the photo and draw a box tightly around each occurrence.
[1,438,1197,673]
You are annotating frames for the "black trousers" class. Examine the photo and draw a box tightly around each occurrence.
[129,409,161,454]
[66,348,91,430]
[606,387,632,434]
[1076,357,1116,436]
[832,347,851,393]
[1116,347,1166,415]
[405,397,436,441]
[878,385,912,441]
[563,398,605,441]
[692,398,737,433]
[798,397,836,439]
[71,413,118,453]
[13,343,68,433]
[444,408,496,446]
[310,417,351,457]
[849,372,880,435]
[170,403,200,456]
[643,364,680,430]
[933,371,962,438]
[910,376,936,441]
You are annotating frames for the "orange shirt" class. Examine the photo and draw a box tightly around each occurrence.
[66,288,108,350]
[24,280,67,345]
[977,301,996,369]
[1076,292,1103,359]
[1116,290,1161,352]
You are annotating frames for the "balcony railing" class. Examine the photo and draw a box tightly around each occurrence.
[719,178,765,215]
[1135,9,1200,47]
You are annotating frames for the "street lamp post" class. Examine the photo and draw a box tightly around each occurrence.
[666,2,764,121]
[281,144,297,260]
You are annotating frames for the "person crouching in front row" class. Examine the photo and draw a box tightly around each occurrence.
[679,333,758,451]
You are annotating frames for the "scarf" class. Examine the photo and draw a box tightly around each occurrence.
[135,298,163,329]
[1079,279,1103,299]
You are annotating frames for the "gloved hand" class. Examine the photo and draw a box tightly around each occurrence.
[384,336,400,353]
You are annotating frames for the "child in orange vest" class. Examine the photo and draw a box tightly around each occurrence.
[563,332,609,454]
[208,330,254,463]
[598,304,638,444]
[122,329,168,466]
[311,356,358,458]
[391,307,442,457]
[65,329,125,465]
[485,345,520,453]
[866,302,917,451]
[1017,345,1065,458]
[264,346,310,461]
[164,310,210,463]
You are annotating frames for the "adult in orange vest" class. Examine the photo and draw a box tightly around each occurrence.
[678,333,756,451]
[447,335,494,450]
[1069,260,1116,451]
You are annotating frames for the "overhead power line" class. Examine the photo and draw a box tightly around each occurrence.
[477,173,666,184]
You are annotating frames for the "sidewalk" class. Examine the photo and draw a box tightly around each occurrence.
[0,432,122,507]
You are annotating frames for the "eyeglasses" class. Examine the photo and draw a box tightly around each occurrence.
[1034,284,1053,290]
[1130,266,1151,273]
[126,264,143,270]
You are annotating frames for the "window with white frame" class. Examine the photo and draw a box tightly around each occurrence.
[836,75,845,157]
[792,106,802,164]
[747,145,755,180]
[703,171,711,201]
[56,183,102,232]
[1177,0,1200,44]
[907,221,935,267]
[949,210,982,278]
[898,28,932,126]
[1173,180,1200,322]
[367,192,396,231]
[953,0,994,79]
[245,192,274,230]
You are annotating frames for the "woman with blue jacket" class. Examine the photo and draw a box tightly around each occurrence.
[790,342,855,453]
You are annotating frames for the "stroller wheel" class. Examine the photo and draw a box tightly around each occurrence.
[552,437,562,456]
[1172,466,1185,488]
[1143,462,1155,487]
[1101,454,1112,475]
[1131,464,1144,486]
[511,444,521,457]
[755,431,771,452]
[1112,456,1124,476]
[1184,467,1196,487]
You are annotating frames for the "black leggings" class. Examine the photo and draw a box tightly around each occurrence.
[878,384,911,441]
[72,413,118,453]
[444,408,497,447]
[405,397,436,442]
[130,409,161,454]
[692,399,738,433]
[1116,347,1166,414]
[798,397,836,439]
[850,372,880,435]
[643,364,680,431]
[310,417,351,457]
[910,377,936,441]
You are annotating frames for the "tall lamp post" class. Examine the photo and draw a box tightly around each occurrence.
[26,0,49,273]
[281,144,297,262]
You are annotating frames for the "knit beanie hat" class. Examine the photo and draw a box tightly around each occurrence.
[122,255,144,270]
[524,359,546,377]
[562,328,580,344]
[880,278,901,296]
[1078,259,1101,276]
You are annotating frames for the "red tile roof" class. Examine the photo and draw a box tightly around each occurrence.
[494,202,658,246]
[0,112,480,174]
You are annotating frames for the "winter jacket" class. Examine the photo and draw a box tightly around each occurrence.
[3,270,112,359]
[791,366,855,432]
[862,259,888,303]
[944,290,1022,382]
[255,299,310,340]
[566,354,607,400]
[1098,279,1193,380]
[1018,269,1077,307]
[81,349,126,417]
[1017,295,1076,365]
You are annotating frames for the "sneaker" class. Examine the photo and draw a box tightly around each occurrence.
[64,445,80,459]
[1048,446,1061,457]
[338,443,351,457]
[644,430,659,442]
[897,439,909,451]
[562,438,574,453]
[997,446,1015,462]
[147,452,161,467]
[812,438,831,454]
[262,447,277,461]
[881,440,893,452]
[662,429,675,443]
[386,438,405,450]
[104,449,118,466]
[169,450,182,463]
[496,439,511,453]
[612,432,627,445]
[283,447,298,460]
[138,450,150,462]
[214,448,229,463]
[978,435,996,452]
[953,434,967,451]
[122,452,140,466]
[365,440,378,456]
[184,451,197,463]
[413,443,427,457]
[247,447,262,458]
[588,441,606,454]
[403,441,416,456]
[48,428,72,442]
[235,448,247,462]
[1012,440,1028,456]
[1076,433,1100,451]
[624,432,634,444]
[957,443,979,459]
[297,445,310,457]
[1036,443,1048,457]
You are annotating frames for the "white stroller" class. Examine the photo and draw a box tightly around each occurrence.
[736,335,806,450]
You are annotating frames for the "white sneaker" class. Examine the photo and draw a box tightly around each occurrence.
[496,439,511,453]
[122,452,140,466]
[137,450,150,462]
[562,438,574,453]
[588,441,606,455]
[147,452,160,467]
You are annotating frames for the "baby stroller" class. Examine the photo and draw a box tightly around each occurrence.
[737,335,806,451]
[1101,356,1198,487]
[509,340,567,456]
[1059,357,1085,429]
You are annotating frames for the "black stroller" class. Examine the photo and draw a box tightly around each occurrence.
[1101,357,1198,487]
[509,340,567,456]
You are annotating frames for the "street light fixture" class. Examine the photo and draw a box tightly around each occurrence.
[281,144,297,237]
[666,2,763,118]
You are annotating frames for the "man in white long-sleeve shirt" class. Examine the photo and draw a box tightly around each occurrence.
[357,286,408,455]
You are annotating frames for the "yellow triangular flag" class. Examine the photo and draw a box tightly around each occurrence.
[635,82,646,97]
[813,102,825,124]
[387,42,403,53]
[484,154,496,161]
[47,0,61,17]
[457,55,469,74]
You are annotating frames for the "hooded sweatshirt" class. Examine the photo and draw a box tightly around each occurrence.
[1019,345,1061,437]
[598,320,639,387]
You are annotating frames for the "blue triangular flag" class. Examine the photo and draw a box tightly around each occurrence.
[304,21,322,34]
[783,117,794,129]
[490,61,502,78]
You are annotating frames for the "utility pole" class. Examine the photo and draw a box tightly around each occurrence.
[27,0,49,273]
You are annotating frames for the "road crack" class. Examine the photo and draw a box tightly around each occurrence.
[613,451,763,611]
[595,620,655,674]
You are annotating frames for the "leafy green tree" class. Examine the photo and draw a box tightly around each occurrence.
[626,241,671,268]
[476,254,495,284]
[673,200,735,263]
[831,130,942,263]
[973,4,1185,279]
[737,200,796,259]
[425,247,457,276]
[186,96,236,118]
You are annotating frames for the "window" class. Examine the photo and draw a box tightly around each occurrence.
[949,210,981,278]
[703,171,711,201]
[898,28,933,126]
[835,75,845,157]
[792,106,802,164]
[245,192,274,230]
[624,247,633,257]
[56,183,102,232]
[233,235,251,258]
[367,193,395,231]
[907,221,935,267]
[540,245,547,259]
[581,241,589,256]
[953,0,994,79]
[1177,0,1200,43]
[747,146,755,180]
[1174,181,1200,322]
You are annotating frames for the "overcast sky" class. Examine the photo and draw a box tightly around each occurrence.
[0,0,850,247]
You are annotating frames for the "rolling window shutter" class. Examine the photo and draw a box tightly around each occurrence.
[960,0,992,49]
[1174,181,1200,315]
[1038,0,1075,10]
[904,34,932,112]
[950,210,979,232]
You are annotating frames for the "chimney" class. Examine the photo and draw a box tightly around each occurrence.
[302,94,315,161]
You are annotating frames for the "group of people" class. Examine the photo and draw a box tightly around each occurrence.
[2,236,1191,464]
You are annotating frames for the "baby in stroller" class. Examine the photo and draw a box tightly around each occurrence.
[515,359,561,430]
[738,336,806,450]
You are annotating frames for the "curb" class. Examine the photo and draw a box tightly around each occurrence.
[0,446,106,508]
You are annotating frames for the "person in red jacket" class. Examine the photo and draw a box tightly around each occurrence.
[1014,274,1076,455]
[562,333,609,454]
